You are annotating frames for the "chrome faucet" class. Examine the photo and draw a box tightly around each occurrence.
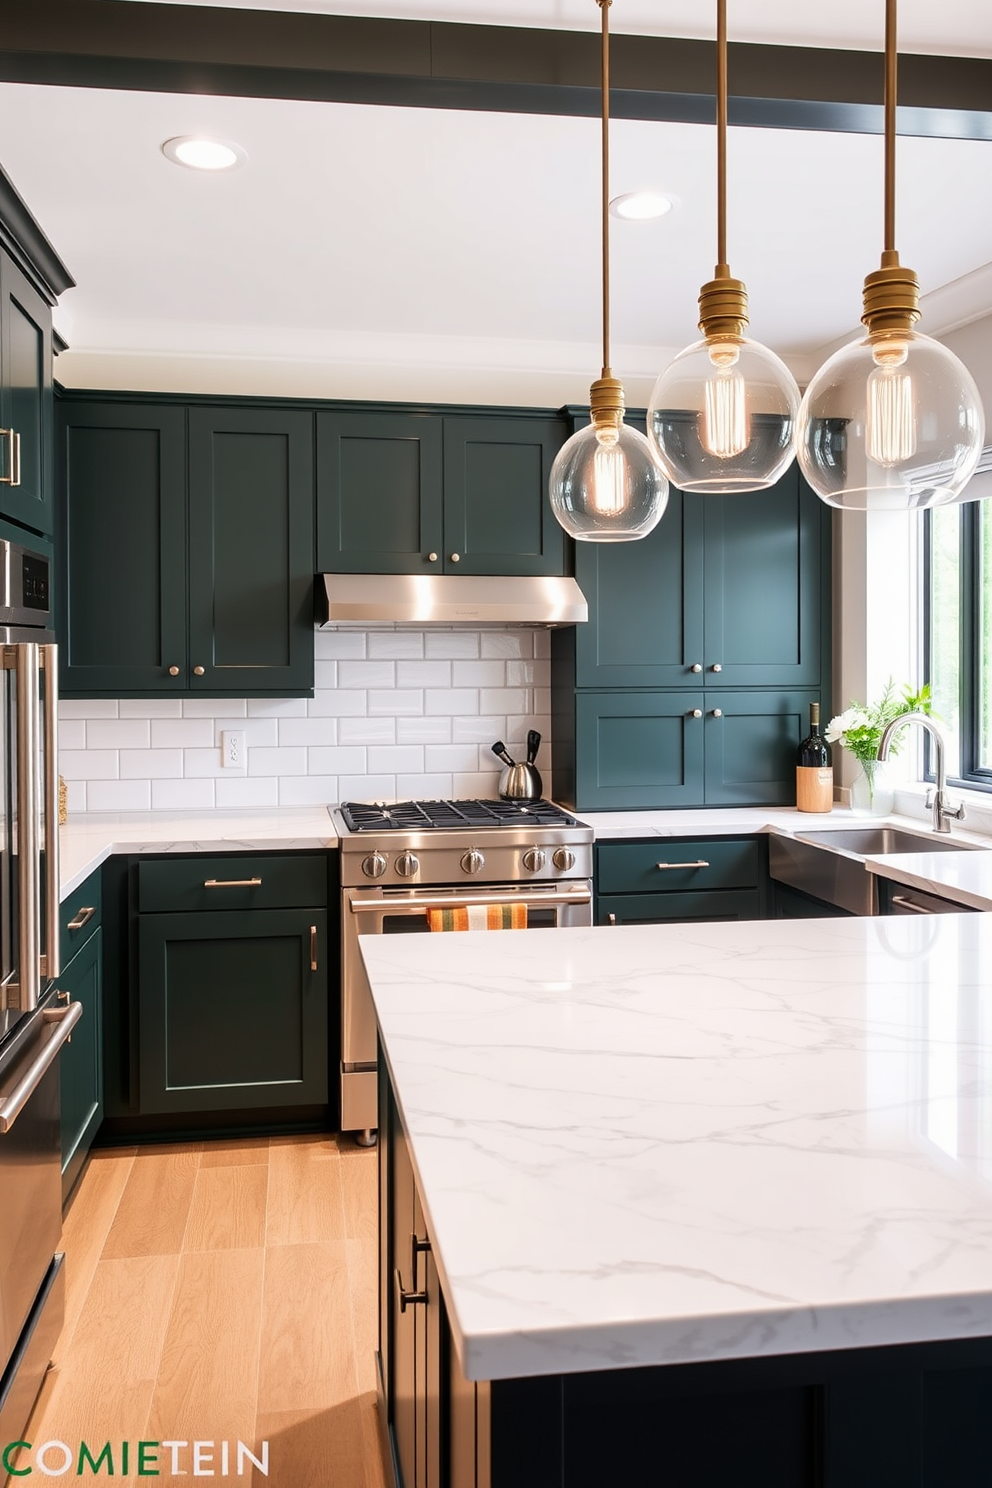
[876,712,965,835]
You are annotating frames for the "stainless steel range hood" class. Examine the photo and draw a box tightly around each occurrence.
[319,573,588,627]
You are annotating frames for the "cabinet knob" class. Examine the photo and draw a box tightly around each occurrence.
[427,552,438,563]
[711,708,723,718]
[450,552,460,563]
[690,663,703,673]
[168,665,180,677]
[711,663,722,672]
[193,665,205,676]
[690,708,703,718]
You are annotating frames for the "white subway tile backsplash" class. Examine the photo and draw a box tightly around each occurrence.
[87,719,151,750]
[339,660,395,689]
[120,749,183,780]
[368,631,424,659]
[396,660,451,688]
[151,718,215,749]
[338,716,396,745]
[425,689,478,716]
[152,779,215,810]
[425,632,479,659]
[57,627,556,809]
[87,780,151,811]
[216,776,280,809]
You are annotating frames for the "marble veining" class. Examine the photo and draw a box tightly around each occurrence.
[362,915,992,1380]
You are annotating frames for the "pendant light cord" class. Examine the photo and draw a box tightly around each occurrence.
[716,0,728,272]
[598,0,612,375]
[884,0,897,256]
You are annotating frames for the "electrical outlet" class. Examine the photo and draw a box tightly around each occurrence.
[221,729,246,772]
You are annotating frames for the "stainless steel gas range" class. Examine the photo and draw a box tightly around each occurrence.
[329,799,593,1141]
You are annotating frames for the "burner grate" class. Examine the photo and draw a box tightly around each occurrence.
[340,799,580,832]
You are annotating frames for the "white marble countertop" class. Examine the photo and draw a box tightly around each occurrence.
[362,914,992,1382]
[864,849,992,911]
[58,808,339,900]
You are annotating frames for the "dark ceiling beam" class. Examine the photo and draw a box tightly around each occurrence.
[2,0,990,141]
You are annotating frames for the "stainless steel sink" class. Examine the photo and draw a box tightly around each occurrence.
[769,824,984,916]
[798,826,980,856]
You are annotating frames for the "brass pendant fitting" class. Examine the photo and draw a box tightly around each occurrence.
[861,251,920,339]
[590,372,625,432]
[698,266,749,342]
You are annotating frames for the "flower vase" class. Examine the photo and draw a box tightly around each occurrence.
[850,761,894,817]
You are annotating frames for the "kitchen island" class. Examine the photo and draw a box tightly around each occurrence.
[362,914,992,1488]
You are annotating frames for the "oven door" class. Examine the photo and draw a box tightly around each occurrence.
[340,881,592,1133]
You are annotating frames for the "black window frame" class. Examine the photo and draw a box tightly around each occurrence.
[923,502,992,791]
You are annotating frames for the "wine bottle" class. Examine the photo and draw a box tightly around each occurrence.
[795,702,833,813]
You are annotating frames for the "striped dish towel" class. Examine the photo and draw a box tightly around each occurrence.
[426,903,528,932]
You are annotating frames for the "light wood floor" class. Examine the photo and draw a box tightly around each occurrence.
[20,1135,388,1488]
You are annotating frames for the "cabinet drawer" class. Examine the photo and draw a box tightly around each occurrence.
[596,838,761,894]
[598,889,763,924]
[137,854,327,913]
[60,871,103,965]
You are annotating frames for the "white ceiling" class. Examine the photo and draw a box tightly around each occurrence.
[118,0,992,58]
[0,5,990,403]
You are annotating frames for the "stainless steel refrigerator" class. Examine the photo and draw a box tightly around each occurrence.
[0,536,79,1445]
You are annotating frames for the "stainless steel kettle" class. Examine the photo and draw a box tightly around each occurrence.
[491,732,543,801]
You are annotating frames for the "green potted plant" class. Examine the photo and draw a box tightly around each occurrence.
[825,682,933,814]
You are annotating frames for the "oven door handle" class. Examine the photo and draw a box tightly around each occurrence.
[349,888,592,912]
[0,1001,83,1134]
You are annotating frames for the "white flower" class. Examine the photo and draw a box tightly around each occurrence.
[825,707,867,744]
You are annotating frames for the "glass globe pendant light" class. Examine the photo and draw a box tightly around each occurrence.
[646,0,800,494]
[796,0,985,512]
[548,0,669,542]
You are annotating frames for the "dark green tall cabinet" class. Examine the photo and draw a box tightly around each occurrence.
[58,396,315,697]
[552,461,831,810]
[317,407,566,575]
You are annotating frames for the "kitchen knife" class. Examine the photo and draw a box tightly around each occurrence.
[491,741,517,768]
[526,730,541,765]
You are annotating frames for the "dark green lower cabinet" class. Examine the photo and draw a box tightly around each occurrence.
[137,909,328,1114]
[59,928,103,1204]
[598,889,763,924]
[573,689,818,810]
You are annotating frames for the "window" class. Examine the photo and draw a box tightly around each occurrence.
[925,500,992,787]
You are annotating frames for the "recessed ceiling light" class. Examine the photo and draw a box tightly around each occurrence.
[162,136,246,171]
[609,191,677,221]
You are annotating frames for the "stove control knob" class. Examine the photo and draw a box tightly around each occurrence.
[522,848,546,873]
[461,848,485,875]
[395,851,420,878]
[552,847,575,872]
[362,852,388,880]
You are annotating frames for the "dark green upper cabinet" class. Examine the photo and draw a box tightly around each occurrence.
[317,407,566,576]
[0,248,54,535]
[316,410,443,573]
[442,416,565,576]
[59,396,315,698]
[574,466,827,690]
[60,401,187,695]
[188,406,314,694]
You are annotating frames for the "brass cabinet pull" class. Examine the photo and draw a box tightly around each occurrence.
[66,905,97,931]
[394,1268,428,1313]
[310,924,318,972]
[0,428,19,486]
[890,895,932,915]
[203,877,262,888]
[193,665,205,676]
[607,913,617,926]
[656,860,710,870]
[168,665,180,676]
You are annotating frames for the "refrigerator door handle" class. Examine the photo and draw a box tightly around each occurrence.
[40,646,59,981]
[15,645,40,1012]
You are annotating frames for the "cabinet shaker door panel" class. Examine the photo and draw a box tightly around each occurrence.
[442,416,565,575]
[59,929,103,1205]
[316,410,443,572]
[574,692,704,810]
[0,249,53,535]
[702,470,826,687]
[573,488,703,687]
[59,402,188,695]
[187,407,314,694]
[137,909,328,1114]
[704,689,817,805]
